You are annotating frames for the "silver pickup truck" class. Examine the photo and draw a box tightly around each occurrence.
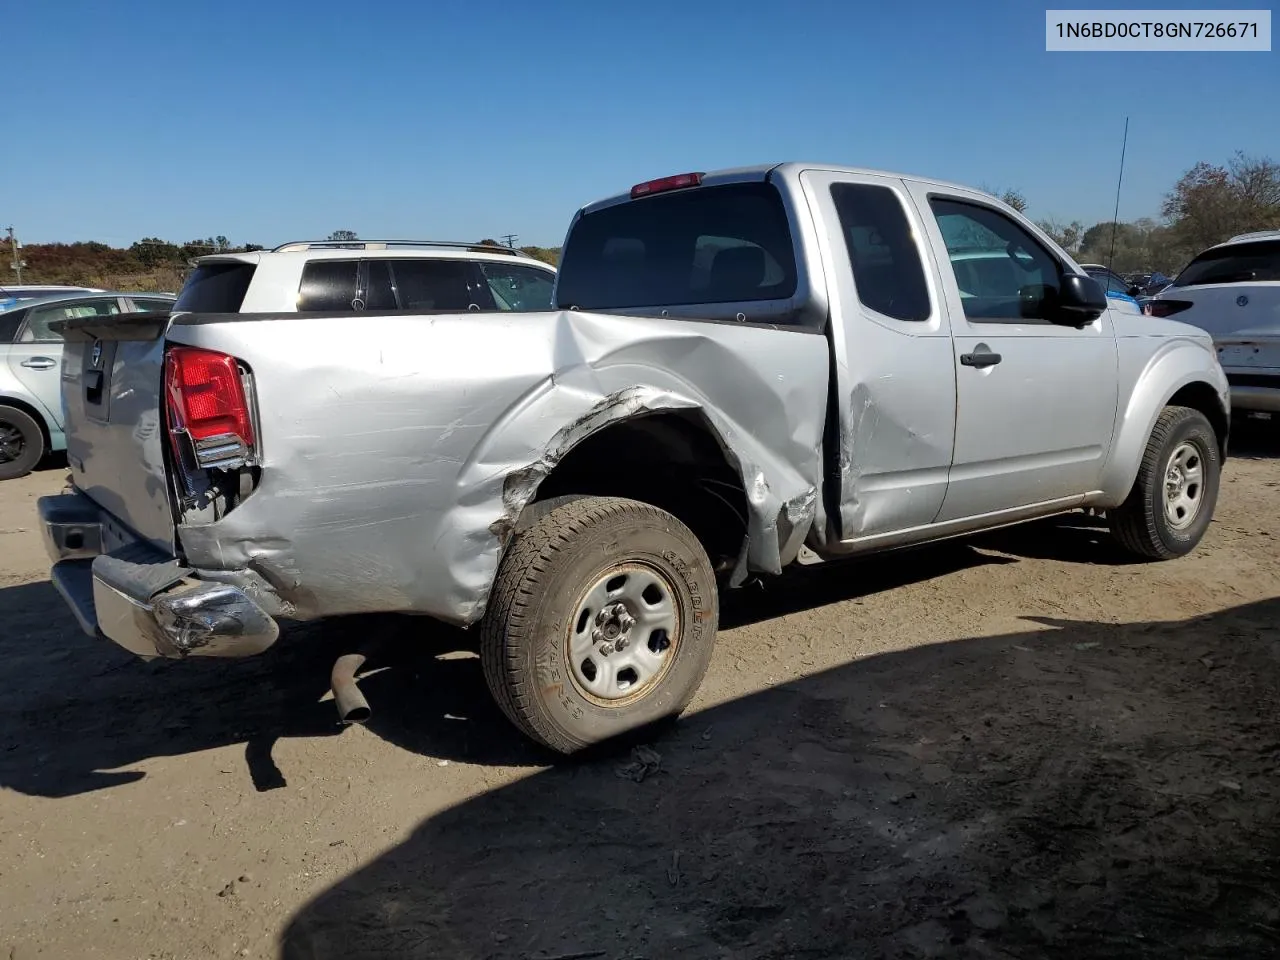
[38,163,1230,754]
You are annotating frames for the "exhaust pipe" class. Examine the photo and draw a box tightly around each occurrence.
[331,653,371,724]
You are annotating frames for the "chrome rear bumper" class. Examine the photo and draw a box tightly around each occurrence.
[39,492,278,659]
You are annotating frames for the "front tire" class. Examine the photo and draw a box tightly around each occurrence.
[481,495,718,754]
[0,405,45,481]
[1109,405,1220,559]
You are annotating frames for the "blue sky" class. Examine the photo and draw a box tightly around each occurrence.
[5,0,1276,246]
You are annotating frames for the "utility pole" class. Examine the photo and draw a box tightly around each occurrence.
[6,226,23,283]
[500,234,518,249]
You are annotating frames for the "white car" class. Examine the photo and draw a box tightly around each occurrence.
[1147,231,1280,416]
[174,239,557,315]
[0,285,104,311]
[0,291,176,479]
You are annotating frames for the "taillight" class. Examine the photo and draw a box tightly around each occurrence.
[164,345,255,470]
[1144,299,1193,318]
[630,172,704,199]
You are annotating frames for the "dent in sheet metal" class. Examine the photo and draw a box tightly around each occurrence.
[842,380,947,533]
[174,309,829,627]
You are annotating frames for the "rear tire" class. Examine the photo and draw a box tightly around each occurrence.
[1109,405,1220,560]
[481,495,718,754]
[0,405,45,481]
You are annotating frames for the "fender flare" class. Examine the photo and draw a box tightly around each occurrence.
[1097,339,1230,506]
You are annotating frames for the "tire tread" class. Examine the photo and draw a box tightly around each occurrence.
[1109,405,1215,560]
[481,495,708,754]
[0,404,45,482]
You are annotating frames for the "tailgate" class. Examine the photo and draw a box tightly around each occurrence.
[58,311,176,552]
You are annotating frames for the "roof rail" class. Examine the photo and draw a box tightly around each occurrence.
[270,239,534,258]
[1226,229,1280,244]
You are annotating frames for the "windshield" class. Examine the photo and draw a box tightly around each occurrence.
[554,182,798,312]
[1172,240,1280,287]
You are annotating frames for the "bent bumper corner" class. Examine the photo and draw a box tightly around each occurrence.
[39,493,279,660]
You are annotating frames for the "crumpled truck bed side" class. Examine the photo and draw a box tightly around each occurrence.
[167,309,831,626]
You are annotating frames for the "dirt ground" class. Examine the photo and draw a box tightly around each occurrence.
[2,425,1279,960]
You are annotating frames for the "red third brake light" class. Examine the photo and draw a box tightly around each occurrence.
[630,172,704,199]
[165,346,255,449]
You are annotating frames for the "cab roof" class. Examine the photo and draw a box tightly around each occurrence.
[579,162,1005,215]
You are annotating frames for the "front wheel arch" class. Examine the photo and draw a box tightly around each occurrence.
[1098,366,1229,508]
[1108,404,1221,560]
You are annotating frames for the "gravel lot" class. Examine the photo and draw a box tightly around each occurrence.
[2,426,1279,959]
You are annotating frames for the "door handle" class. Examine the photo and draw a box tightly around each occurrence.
[960,347,1002,368]
[20,357,57,370]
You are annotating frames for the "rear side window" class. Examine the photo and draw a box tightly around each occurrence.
[298,260,359,311]
[477,262,555,311]
[363,261,397,310]
[174,263,257,313]
[0,308,26,343]
[131,298,175,313]
[1173,240,1280,287]
[555,182,798,311]
[24,298,121,341]
[390,259,478,311]
[830,183,931,322]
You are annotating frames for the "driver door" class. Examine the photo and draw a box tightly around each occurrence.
[904,185,1120,522]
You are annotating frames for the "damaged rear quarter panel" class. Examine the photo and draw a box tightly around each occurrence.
[170,310,829,627]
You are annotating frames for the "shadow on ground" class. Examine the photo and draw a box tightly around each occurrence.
[279,599,1280,960]
[0,538,1012,798]
[1230,415,1280,460]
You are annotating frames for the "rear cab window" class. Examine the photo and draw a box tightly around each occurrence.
[1173,240,1280,287]
[175,262,257,313]
[554,181,800,321]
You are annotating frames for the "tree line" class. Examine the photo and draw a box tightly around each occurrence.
[1,230,563,291]
[993,151,1278,275]
[4,153,1276,292]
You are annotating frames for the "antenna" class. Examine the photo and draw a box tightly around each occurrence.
[1106,116,1129,277]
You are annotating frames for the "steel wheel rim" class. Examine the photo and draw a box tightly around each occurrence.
[1163,440,1204,531]
[566,561,681,705]
[0,421,24,464]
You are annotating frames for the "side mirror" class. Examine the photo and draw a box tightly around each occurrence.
[1126,284,1143,297]
[1052,273,1108,326]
